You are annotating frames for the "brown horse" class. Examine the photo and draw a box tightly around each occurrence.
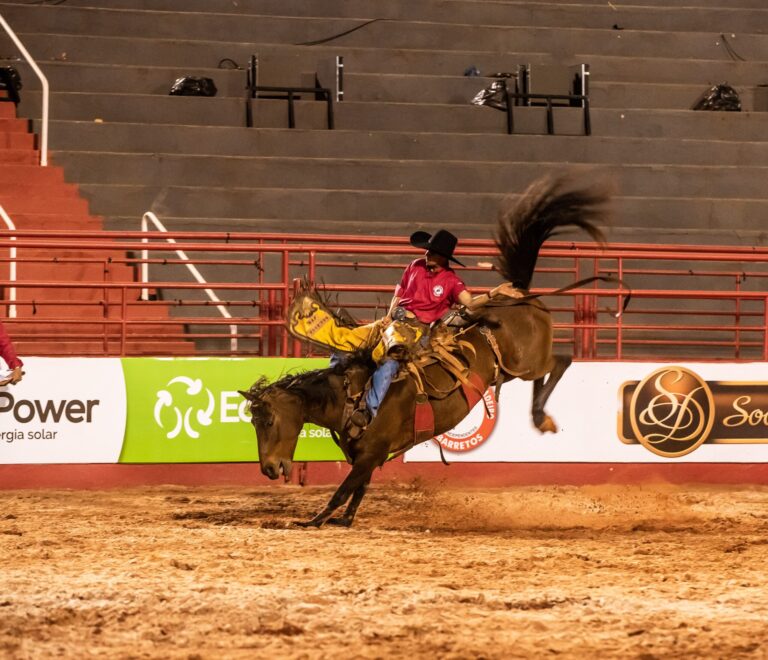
[240,175,609,527]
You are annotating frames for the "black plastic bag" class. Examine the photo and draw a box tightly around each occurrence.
[0,66,22,104]
[692,83,741,111]
[169,76,217,97]
[471,73,516,111]
[0,66,22,91]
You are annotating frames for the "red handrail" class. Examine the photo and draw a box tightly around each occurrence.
[0,230,764,361]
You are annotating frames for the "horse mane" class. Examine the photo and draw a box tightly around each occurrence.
[495,174,610,290]
[247,351,375,418]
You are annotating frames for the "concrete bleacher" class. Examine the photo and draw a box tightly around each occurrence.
[2,0,767,250]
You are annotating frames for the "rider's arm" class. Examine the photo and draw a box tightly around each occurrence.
[383,295,401,325]
[384,261,413,325]
[458,284,525,311]
[0,322,23,385]
[0,366,22,386]
[458,289,488,310]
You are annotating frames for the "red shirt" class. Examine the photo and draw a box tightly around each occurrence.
[0,322,21,369]
[394,258,467,324]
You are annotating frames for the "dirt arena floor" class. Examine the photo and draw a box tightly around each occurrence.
[2,482,768,659]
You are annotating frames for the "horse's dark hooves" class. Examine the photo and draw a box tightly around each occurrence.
[326,517,353,528]
[292,519,323,528]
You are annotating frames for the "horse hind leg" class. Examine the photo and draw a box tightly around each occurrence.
[531,355,572,433]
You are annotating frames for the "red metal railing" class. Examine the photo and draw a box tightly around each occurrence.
[0,229,766,361]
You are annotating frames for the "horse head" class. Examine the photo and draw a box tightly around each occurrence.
[239,378,305,482]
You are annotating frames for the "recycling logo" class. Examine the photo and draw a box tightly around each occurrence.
[153,376,214,439]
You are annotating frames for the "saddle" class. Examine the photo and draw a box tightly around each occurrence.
[340,317,496,445]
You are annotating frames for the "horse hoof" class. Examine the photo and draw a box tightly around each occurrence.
[326,517,353,528]
[292,519,322,528]
[537,415,558,433]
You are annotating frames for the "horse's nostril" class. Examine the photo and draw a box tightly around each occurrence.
[263,464,279,480]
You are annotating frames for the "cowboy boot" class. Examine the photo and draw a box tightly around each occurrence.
[345,407,371,440]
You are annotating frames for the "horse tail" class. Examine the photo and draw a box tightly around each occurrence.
[495,174,610,289]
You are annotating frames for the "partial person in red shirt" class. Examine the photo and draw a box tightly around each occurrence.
[0,321,23,386]
[384,229,473,325]
[347,229,476,437]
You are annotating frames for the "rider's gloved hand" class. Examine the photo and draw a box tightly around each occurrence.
[0,366,23,386]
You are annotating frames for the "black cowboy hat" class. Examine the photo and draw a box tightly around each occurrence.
[410,229,465,267]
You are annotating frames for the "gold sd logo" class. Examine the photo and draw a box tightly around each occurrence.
[624,367,714,457]
[620,366,768,457]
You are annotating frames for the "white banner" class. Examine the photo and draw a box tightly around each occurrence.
[4,359,768,465]
[0,358,126,464]
[405,362,768,463]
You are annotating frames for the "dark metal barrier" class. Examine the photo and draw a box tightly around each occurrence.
[245,54,334,129]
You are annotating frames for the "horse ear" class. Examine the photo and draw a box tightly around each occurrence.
[238,389,255,401]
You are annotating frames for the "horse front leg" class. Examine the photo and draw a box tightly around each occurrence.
[294,459,377,528]
[326,476,371,528]
[531,355,571,433]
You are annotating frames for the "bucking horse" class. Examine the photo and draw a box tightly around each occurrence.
[240,175,613,527]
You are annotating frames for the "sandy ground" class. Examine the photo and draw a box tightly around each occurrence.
[1,482,768,659]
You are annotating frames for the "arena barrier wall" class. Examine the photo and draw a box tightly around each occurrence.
[0,357,341,465]
[2,359,768,480]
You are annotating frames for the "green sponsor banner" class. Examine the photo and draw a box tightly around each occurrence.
[119,357,344,463]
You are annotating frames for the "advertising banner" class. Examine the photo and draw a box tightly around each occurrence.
[0,357,126,464]
[0,357,345,464]
[5,359,768,465]
[119,357,343,463]
[405,362,768,463]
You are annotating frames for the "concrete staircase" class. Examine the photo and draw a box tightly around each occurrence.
[2,0,767,250]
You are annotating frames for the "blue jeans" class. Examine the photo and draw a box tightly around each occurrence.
[366,358,399,418]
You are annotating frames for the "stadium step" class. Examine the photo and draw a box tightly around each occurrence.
[49,152,768,201]
[78,184,768,236]
[0,181,82,198]
[0,194,90,214]
[14,258,136,283]
[45,123,768,168]
[0,148,40,165]
[0,118,30,133]
[8,33,768,87]
[17,91,768,140]
[0,164,66,185]
[8,61,756,112]
[0,213,105,230]
[2,3,768,48]
[0,131,33,149]
[100,213,768,249]
[14,0,768,27]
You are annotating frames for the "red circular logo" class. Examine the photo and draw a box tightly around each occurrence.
[434,388,497,452]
